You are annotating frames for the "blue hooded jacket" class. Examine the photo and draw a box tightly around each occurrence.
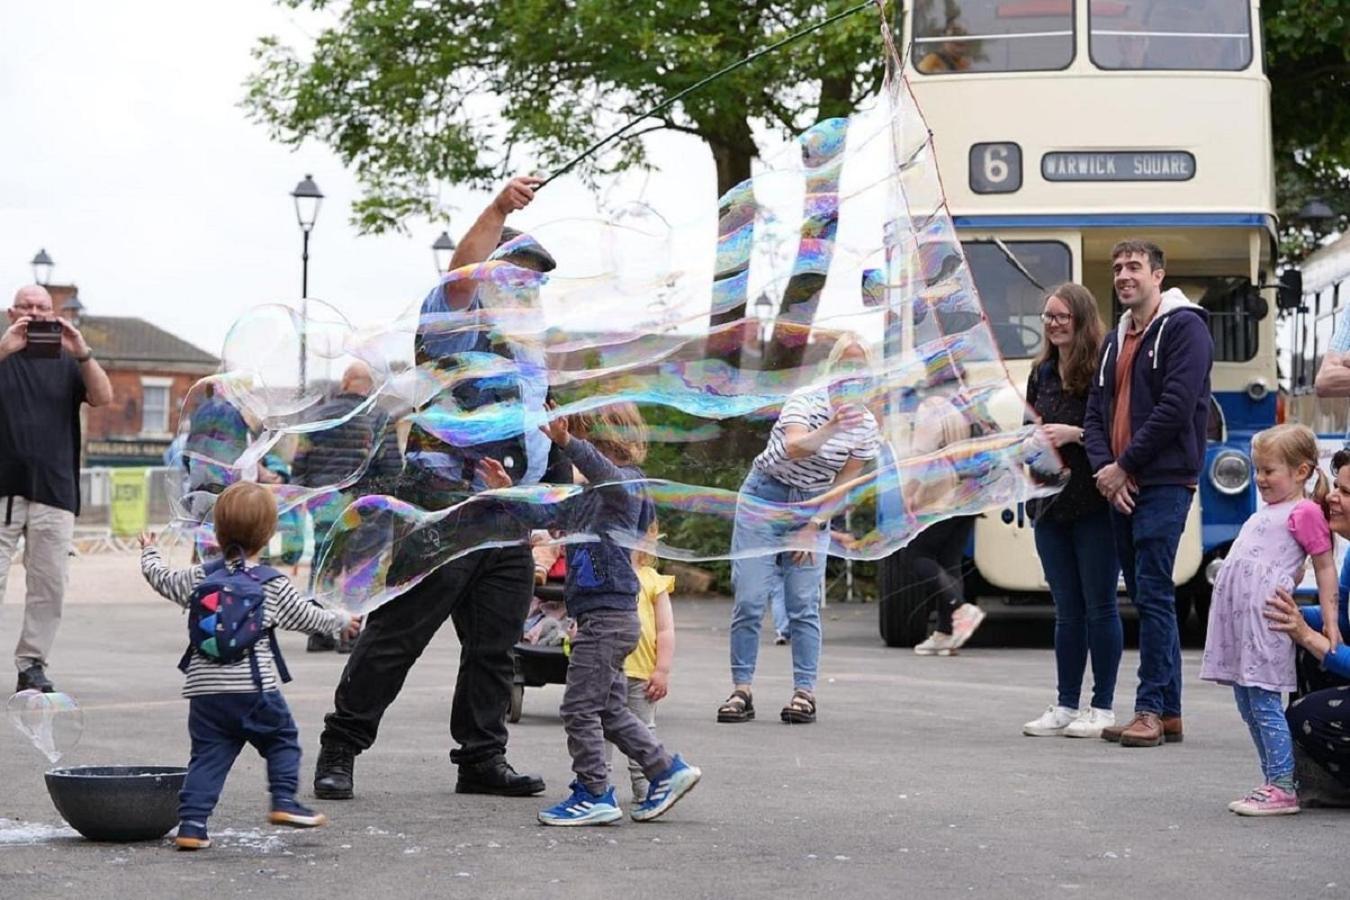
[1083,288,1213,486]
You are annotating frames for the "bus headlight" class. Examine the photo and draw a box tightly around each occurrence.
[1210,451,1251,496]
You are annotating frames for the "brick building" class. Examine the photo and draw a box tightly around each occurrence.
[47,285,218,467]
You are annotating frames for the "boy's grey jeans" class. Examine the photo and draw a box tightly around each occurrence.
[561,607,672,794]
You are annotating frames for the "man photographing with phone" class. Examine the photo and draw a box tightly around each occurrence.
[0,285,113,692]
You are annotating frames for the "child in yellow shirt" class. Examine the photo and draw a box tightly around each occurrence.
[609,530,676,802]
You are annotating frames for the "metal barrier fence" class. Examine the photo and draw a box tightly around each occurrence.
[77,466,180,529]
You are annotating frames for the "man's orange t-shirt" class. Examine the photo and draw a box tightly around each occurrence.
[1111,323,1149,460]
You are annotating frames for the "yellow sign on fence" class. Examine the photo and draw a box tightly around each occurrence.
[110,468,148,537]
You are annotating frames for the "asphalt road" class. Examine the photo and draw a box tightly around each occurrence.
[0,552,1343,899]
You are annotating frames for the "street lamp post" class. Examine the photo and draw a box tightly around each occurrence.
[30,249,54,286]
[753,294,774,359]
[291,174,324,395]
[432,230,457,274]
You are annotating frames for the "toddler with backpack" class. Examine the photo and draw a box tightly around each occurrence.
[139,482,360,850]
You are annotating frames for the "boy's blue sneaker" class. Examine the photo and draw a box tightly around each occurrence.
[174,820,211,850]
[537,781,623,826]
[268,797,328,828]
[631,754,701,822]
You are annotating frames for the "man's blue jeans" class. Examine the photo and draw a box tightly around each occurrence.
[1110,485,1192,717]
[729,470,827,691]
[1033,508,1123,711]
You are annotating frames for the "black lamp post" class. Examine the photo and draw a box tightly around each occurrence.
[1298,198,1336,242]
[30,249,54,286]
[290,175,323,394]
[432,230,457,274]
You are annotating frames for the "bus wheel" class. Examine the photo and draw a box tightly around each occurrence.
[878,548,933,647]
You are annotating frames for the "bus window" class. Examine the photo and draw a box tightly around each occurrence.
[1089,0,1252,71]
[1111,275,1263,362]
[960,241,1072,359]
[912,0,1074,74]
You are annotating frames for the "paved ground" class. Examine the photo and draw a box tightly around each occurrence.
[0,552,1344,899]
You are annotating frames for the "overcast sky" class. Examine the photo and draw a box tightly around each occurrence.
[0,0,719,359]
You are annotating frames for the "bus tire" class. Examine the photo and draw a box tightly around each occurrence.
[878,548,932,647]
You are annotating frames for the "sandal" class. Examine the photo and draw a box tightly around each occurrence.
[716,689,755,723]
[780,690,816,725]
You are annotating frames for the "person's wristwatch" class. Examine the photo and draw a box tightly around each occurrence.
[75,350,93,363]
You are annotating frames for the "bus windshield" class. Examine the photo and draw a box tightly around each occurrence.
[912,0,1075,74]
[961,241,1072,359]
[1089,0,1252,71]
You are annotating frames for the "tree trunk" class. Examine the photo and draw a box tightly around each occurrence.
[705,135,757,374]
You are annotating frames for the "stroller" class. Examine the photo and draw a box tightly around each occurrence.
[509,547,571,722]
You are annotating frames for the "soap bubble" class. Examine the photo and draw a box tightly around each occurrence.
[161,63,1063,618]
[7,691,83,764]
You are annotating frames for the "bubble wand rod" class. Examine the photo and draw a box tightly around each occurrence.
[538,1,878,188]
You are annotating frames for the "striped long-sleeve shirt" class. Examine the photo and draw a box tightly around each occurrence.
[140,546,351,698]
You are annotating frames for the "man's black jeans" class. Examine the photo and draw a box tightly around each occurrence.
[321,544,533,767]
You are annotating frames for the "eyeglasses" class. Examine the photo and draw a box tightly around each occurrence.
[1040,313,1072,326]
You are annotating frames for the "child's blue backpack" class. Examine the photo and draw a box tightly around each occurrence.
[178,558,291,685]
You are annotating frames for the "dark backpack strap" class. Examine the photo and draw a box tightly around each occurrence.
[268,630,292,685]
[247,647,265,693]
[247,564,284,582]
[201,557,227,576]
[178,647,194,674]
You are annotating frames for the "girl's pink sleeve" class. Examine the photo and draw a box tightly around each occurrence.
[1288,500,1333,556]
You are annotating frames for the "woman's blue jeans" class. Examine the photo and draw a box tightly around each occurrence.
[1034,508,1123,711]
[729,470,827,691]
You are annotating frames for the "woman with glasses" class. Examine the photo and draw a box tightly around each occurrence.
[1022,284,1124,739]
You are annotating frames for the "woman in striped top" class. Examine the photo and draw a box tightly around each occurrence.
[139,482,358,850]
[718,334,881,726]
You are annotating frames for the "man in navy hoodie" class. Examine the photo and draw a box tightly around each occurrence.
[1083,240,1212,748]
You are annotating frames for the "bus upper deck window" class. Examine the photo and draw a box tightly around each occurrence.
[1089,0,1252,71]
[911,0,1075,74]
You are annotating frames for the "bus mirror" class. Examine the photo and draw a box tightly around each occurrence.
[1276,269,1303,311]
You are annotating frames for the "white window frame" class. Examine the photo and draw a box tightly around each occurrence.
[140,376,173,437]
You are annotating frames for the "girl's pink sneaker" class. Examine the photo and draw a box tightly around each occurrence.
[1231,784,1300,817]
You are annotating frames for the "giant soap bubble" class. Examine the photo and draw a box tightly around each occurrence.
[160,54,1062,614]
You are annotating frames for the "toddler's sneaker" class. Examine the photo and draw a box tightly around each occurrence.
[1231,784,1301,817]
[632,754,701,822]
[269,798,328,828]
[950,603,987,649]
[913,632,960,656]
[1023,705,1082,737]
[538,781,623,826]
[1063,707,1115,739]
[174,820,211,850]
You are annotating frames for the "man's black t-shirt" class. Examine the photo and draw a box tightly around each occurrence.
[0,352,87,514]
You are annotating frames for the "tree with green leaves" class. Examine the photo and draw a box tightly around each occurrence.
[1263,0,1350,261]
[245,1,886,234]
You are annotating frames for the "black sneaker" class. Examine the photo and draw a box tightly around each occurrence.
[16,664,55,693]
[307,633,338,653]
[313,743,356,800]
[455,757,545,796]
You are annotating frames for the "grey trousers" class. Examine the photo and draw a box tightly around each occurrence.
[605,676,658,800]
[561,607,672,794]
[0,497,75,671]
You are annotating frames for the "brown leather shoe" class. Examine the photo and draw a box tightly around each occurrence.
[1120,712,1164,747]
[1102,714,1183,743]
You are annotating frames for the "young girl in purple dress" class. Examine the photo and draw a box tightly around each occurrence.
[1200,424,1343,816]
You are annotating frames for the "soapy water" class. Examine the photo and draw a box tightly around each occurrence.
[6,690,83,764]
[159,65,1063,616]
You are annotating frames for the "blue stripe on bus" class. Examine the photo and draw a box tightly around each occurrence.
[951,213,1274,229]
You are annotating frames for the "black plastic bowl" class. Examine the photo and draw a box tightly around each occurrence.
[44,766,186,842]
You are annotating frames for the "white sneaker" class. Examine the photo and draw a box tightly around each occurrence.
[1063,707,1115,738]
[913,632,961,656]
[1023,705,1081,736]
[950,603,986,648]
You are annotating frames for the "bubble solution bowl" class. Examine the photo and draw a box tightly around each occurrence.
[44,766,186,842]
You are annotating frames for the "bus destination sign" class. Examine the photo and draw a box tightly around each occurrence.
[1041,151,1195,182]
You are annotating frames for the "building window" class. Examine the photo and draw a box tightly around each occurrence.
[141,378,172,435]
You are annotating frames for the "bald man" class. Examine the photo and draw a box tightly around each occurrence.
[0,286,113,692]
[291,360,402,650]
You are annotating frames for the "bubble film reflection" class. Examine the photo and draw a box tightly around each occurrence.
[166,65,1063,617]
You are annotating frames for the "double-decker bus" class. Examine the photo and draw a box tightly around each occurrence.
[878,0,1283,646]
